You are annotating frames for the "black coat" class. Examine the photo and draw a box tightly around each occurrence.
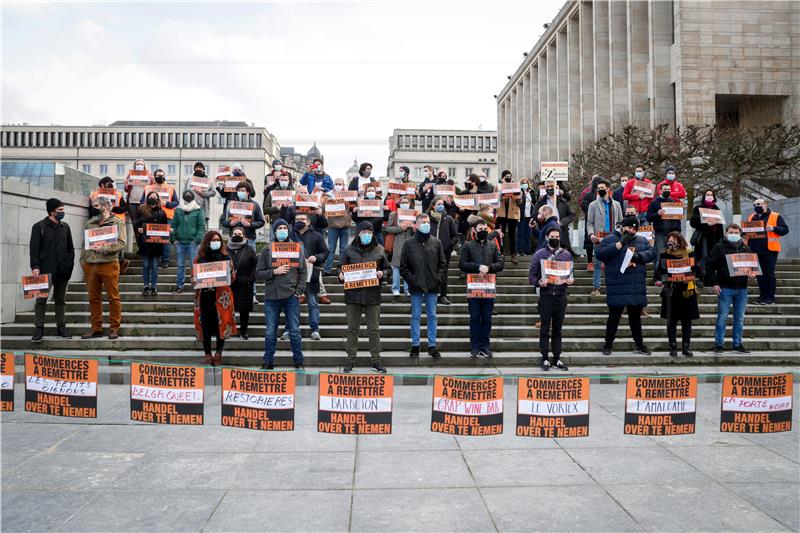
[704,238,752,289]
[459,238,504,274]
[430,214,458,255]
[596,231,657,307]
[229,245,258,313]
[399,233,447,294]
[689,204,724,266]
[341,238,390,306]
[134,208,168,257]
[535,195,575,228]
[646,196,682,236]
[298,228,329,294]
[655,251,700,321]
[29,217,75,281]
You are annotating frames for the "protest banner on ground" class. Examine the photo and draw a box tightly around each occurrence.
[624,376,697,436]
[517,377,590,438]
[25,354,98,418]
[431,376,503,436]
[721,373,792,433]
[130,363,204,425]
[1,353,14,412]
[318,373,393,434]
[221,369,295,431]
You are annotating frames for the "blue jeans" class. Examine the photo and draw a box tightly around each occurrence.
[410,292,438,347]
[517,218,532,254]
[324,227,349,272]
[174,243,197,288]
[142,255,159,288]
[263,295,304,365]
[467,298,494,352]
[161,242,172,263]
[593,255,602,289]
[305,289,319,333]
[715,287,747,346]
[392,266,408,294]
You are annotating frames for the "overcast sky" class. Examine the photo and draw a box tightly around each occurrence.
[2,1,562,176]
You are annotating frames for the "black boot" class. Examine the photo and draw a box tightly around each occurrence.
[669,343,678,357]
[31,326,44,343]
[682,343,693,357]
[409,345,420,359]
[56,325,72,339]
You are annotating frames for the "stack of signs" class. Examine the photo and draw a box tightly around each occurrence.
[397,208,418,225]
[341,262,379,290]
[334,190,358,203]
[144,223,170,244]
[431,376,503,436]
[85,225,118,250]
[227,201,254,224]
[631,180,655,198]
[476,192,500,207]
[130,363,204,425]
[434,184,456,197]
[500,181,521,196]
[740,220,765,241]
[517,377,590,438]
[271,190,295,205]
[725,253,762,277]
[660,202,685,220]
[1,353,14,412]
[127,170,150,201]
[193,260,231,289]
[295,193,319,213]
[317,373,393,434]
[221,369,295,431]
[189,174,211,194]
[699,208,725,225]
[25,354,98,418]
[217,165,239,192]
[454,195,477,210]
[666,258,695,282]
[357,199,383,216]
[541,260,573,285]
[721,373,793,433]
[638,224,654,244]
[466,274,496,298]
[22,274,49,299]
[624,376,697,436]
[271,242,301,267]
[540,161,569,181]
[324,199,348,219]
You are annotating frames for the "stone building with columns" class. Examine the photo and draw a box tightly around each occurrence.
[496,0,800,177]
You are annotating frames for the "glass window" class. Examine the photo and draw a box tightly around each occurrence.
[151,164,160,171]
[183,133,189,147]
[124,133,130,147]
[139,133,144,147]
[168,164,176,175]
[116,164,125,175]
[205,133,211,147]
[99,164,108,175]
[82,164,91,173]
[227,133,233,147]
[483,168,490,178]
[212,133,218,148]
[255,134,262,148]
[455,137,461,149]
[470,136,476,149]
[234,134,241,148]
[190,133,196,147]
[184,165,192,175]
[465,167,472,176]
[448,167,456,177]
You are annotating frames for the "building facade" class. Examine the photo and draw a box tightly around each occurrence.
[0,120,282,225]
[279,143,324,181]
[387,129,498,182]
[497,0,800,176]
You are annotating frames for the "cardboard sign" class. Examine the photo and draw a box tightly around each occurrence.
[699,208,724,225]
[144,223,170,244]
[192,260,231,289]
[540,161,569,181]
[145,185,172,205]
[1,352,14,412]
[295,193,319,213]
[227,201,255,224]
[127,170,150,201]
[397,208,418,223]
[434,184,456,197]
[660,202,684,220]
[270,190,295,205]
[324,201,347,218]
[740,220,765,240]
[631,180,655,198]
[726,253,762,277]
[541,260,573,285]
[387,181,415,196]
[317,373,393,434]
[334,190,358,203]
[431,376,503,436]
[216,166,239,192]
[454,195,477,209]
[221,369,295,431]
[25,354,98,418]
[84,225,118,250]
[721,373,793,433]
[357,199,383,216]
[666,258,695,282]
[271,242,302,268]
[476,192,500,207]
[189,176,211,193]
[130,363,204,425]
[22,274,49,299]
[638,225,654,243]
[466,274,496,299]
[500,181,521,195]
[517,377,590,438]
[94,190,119,204]
[624,376,697,436]
[341,261,379,290]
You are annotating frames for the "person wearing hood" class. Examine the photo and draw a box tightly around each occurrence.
[322,177,354,275]
[385,196,414,296]
[689,189,724,279]
[134,191,169,295]
[256,218,307,370]
[220,181,266,248]
[595,215,656,356]
[655,231,700,357]
[301,158,334,194]
[264,170,297,230]
[475,170,494,194]
[705,224,758,354]
[400,213,447,360]
[429,195,458,305]
[228,227,258,339]
[170,189,206,293]
[340,221,390,373]
[747,198,789,306]
[184,161,216,224]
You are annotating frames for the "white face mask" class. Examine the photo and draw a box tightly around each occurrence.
[279,181,289,189]
[424,171,431,178]
[366,191,376,200]
[479,176,486,182]
[134,164,144,171]
[634,171,644,179]
[334,185,344,191]
[274,164,282,171]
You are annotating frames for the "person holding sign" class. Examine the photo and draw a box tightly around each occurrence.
[142,169,179,268]
[264,171,297,230]
[170,190,206,293]
[596,216,656,356]
[385,198,414,296]
[216,163,256,213]
[220,182,266,249]
[586,179,623,296]
[184,162,217,224]
[429,196,459,305]
[747,199,789,306]
[123,159,153,226]
[705,224,757,354]
[532,205,561,251]
[228,227,258,340]
[622,165,654,223]
[689,189,724,279]
[400,213,447,360]
[340,221,390,373]
[81,196,126,340]
[89,176,128,221]
[353,184,385,246]
[193,231,237,366]
[647,182,683,286]
[460,219,504,358]
[256,218,307,370]
[535,179,574,253]
[529,226,574,370]
[655,232,700,357]
[294,213,329,340]
[29,198,75,342]
[516,177,536,256]
[134,192,169,295]
[321,177,354,276]
[300,158,334,194]
[497,170,522,265]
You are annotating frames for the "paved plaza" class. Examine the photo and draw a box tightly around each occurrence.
[1,366,798,532]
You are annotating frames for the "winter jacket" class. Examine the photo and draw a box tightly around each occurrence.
[622,178,654,215]
[497,192,522,221]
[30,217,75,281]
[229,244,258,313]
[689,203,725,262]
[746,209,789,254]
[170,204,205,245]
[183,174,216,220]
[298,227,329,295]
[80,215,127,265]
[612,185,625,208]
[596,231,656,307]
[263,184,296,225]
[535,216,563,250]
[529,246,573,296]
[134,207,169,257]
[220,199,266,240]
[430,213,459,255]
[535,195,574,228]
[655,249,700,322]
[300,172,334,194]
[385,211,414,268]
[399,233,447,294]
[646,195,683,236]
[321,193,353,229]
[341,237,390,306]
[704,238,752,289]
[459,238,504,274]
[655,179,687,200]
[255,219,308,300]
[586,197,623,238]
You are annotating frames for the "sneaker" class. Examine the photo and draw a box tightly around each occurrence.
[750,299,765,306]
[31,326,44,343]
[761,299,775,306]
[586,263,594,272]
[372,362,387,374]
[151,287,158,296]
[712,345,725,354]
[601,345,612,356]
[240,333,249,340]
[437,296,452,305]
[540,359,551,371]
[56,325,72,339]
[470,349,479,358]
[295,364,305,371]
[142,287,150,296]
[655,281,664,288]
[481,347,493,358]
[731,344,751,354]
[81,330,104,339]
[634,344,652,355]
[409,345,420,359]
[311,331,322,340]
[343,362,354,373]
[160,260,170,268]
[261,363,274,370]
[280,331,289,341]
[590,288,601,297]
[682,345,694,357]
[428,346,442,359]
[392,290,401,297]
[554,360,568,371]
[640,309,651,318]
[174,286,184,294]
[318,295,332,305]
[108,331,119,340]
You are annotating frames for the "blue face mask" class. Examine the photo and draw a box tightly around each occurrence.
[419,222,431,234]
[276,229,288,241]
[209,241,222,251]
[237,191,247,200]
[666,173,676,181]
[435,204,445,213]
[727,234,741,243]
[360,233,372,245]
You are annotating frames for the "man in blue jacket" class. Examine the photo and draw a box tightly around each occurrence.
[532,205,562,251]
[299,158,333,194]
[596,216,656,356]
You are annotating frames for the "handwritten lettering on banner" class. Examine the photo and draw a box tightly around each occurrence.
[324,201,347,219]
[431,376,503,436]
[222,369,295,431]
[466,274,496,299]
[318,373,394,434]
[517,377,590,438]
[22,274,49,299]
[130,363,204,425]
[341,262,379,290]
[25,354,98,418]
[192,261,231,289]
[721,373,792,433]
[1,352,14,412]
[624,376,697,436]
[541,260,573,285]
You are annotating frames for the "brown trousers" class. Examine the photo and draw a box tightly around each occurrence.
[83,262,121,332]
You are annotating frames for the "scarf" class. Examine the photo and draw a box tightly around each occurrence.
[429,210,443,222]
[666,246,696,293]
[228,237,246,250]
[180,199,200,212]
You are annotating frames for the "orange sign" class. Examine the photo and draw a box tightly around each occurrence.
[466,274,496,299]
[271,242,302,268]
[25,354,98,418]
[431,376,503,436]
[666,258,695,282]
[517,377,590,438]
[721,373,792,433]
[1,352,14,412]
[221,369,295,431]
[144,223,170,244]
[317,373,394,434]
[84,225,118,250]
[341,262,379,290]
[726,253,762,277]
[192,261,231,289]
[624,376,697,436]
[22,274,49,299]
[295,193,319,213]
[130,363,204,425]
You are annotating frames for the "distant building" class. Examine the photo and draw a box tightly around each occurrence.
[345,158,360,181]
[280,142,324,181]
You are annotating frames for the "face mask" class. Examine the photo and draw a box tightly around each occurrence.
[315,166,324,174]
[231,234,244,243]
[661,191,670,199]
[209,241,222,251]
[727,233,741,243]
[279,181,289,189]
[334,185,344,191]
[100,182,113,189]
[362,170,372,178]
[294,221,307,232]
[666,173,675,181]
[55,211,65,221]
[274,164,282,171]
[398,171,406,179]
[626,213,637,218]
[147,198,158,206]
[183,194,194,203]
[753,205,764,214]
[194,169,205,177]
[276,229,288,241]
[521,183,529,190]
[360,233,372,245]
[504,177,512,182]
[634,171,644,179]
[424,171,431,179]
[366,191,376,200]
[548,237,560,249]
[598,189,607,197]
[464,182,473,188]
[479,176,486,182]
[399,203,410,210]
[620,181,628,188]
[545,188,555,196]
[237,191,247,200]
[667,241,678,250]
[705,196,714,203]
[233,170,243,177]
[134,164,144,171]
[435,204,445,213]
[419,222,431,234]
[476,229,488,241]
[154,176,165,184]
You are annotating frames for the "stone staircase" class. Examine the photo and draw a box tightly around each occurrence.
[2,255,799,367]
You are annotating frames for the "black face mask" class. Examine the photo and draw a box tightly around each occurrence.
[598,189,607,197]
[183,194,194,203]
[231,235,244,243]
[548,237,560,249]
[661,191,670,199]
[545,188,555,196]
[476,229,488,241]
[505,177,512,182]
[147,198,158,207]
[193,170,205,177]
[154,176,165,184]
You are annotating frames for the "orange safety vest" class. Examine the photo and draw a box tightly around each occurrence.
[748,211,781,252]
[144,184,177,219]
[89,189,125,221]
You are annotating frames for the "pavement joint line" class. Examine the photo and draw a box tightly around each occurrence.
[453,435,500,533]
[348,431,359,533]
[200,490,228,533]
[738,433,800,465]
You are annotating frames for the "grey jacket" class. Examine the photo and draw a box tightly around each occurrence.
[255,241,308,300]
[184,179,217,220]
[385,210,414,268]
[586,197,623,239]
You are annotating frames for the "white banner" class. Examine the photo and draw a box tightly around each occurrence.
[223,391,295,409]
[26,376,96,397]
[130,384,203,404]
[319,395,392,413]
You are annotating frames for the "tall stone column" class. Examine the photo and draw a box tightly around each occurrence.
[648,0,675,129]
[498,99,507,172]
[593,0,611,138]
[522,70,532,175]
[510,88,519,175]
[627,0,650,126]
[538,53,549,163]
[530,63,540,175]
[547,42,558,162]
[567,14,582,162]
[609,0,629,130]
[557,29,569,160]
[579,1,595,151]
